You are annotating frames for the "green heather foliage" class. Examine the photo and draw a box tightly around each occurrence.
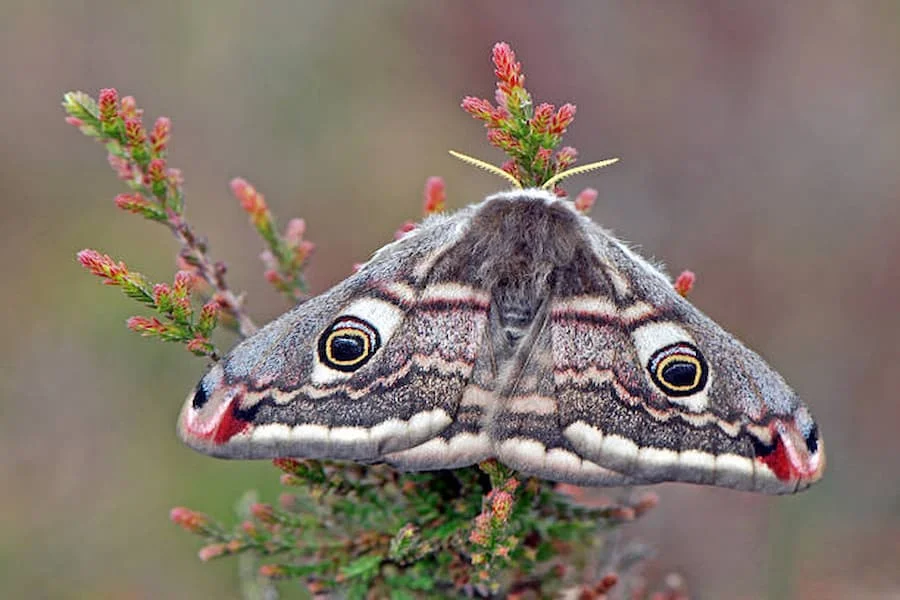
[67,43,676,598]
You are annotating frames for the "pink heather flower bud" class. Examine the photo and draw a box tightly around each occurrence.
[198,301,218,327]
[489,105,510,126]
[555,146,578,170]
[461,96,493,121]
[107,153,134,181]
[169,506,209,533]
[549,103,576,136]
[259,250,278,272]
[492,42,524,97]
[272,457,303,474]
[198,543,227,562]
[284,218,307,246]
[295,240,315,263]
[486,129,520,153]
[530,103,554,134]
[241,520,259,536]
[124,117,147,147]
[595,573,619,594]
[147,158,167,185]
[534,148,552,172]
[633,492,660,517]
[259,564,285,578]
[167,168,184,187]
[500,160,520,180]
[673,270,696,297]
[173,271,193,296]
[98,88,119,124]
[152,283,171,306]
[77,249,129,283]
[264,270,283,285]
[250,502,277,524]
[469,530,488,545]
[65,116,84,128]
[574,187,598,213]
[186,338,212,355]
[127,316,167,335]
[490,491,514,522]
[394,221,417,240]
[119,95,141,119]
[231,178,270,227]
[423,176,446,215]
[503,478,520,493]
[114,193,152,214]
[150,117,171,155]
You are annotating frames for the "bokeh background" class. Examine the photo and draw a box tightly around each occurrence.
[2,2,899,598]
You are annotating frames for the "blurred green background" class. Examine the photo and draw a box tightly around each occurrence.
[2,2,899,598]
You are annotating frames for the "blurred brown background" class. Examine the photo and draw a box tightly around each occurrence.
[2,2,899,598]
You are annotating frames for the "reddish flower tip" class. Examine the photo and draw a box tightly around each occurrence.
[259,564,286,578]
[127,316,167,334]
[492,42,524,97]
[250,502,276,524]
[198,543,227,562]
[230,177,269,225]
[169,506,209,533]
[77,249,129,282]
[65,116,84,127]
[150,117,171,155]
[574,187,598,213]
[549,103,577,136]
[423,176,446,215]
[98,88,119,124]
[673,270,696,297]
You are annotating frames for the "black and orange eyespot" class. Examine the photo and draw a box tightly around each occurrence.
[318,316,380,372]
[647,342,708,397]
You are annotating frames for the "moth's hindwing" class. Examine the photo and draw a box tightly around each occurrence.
[178,189,825,494]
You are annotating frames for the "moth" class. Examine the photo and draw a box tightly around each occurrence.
[178,156,825,494]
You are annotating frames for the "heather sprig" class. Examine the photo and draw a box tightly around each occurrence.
[230,178,314,301]
[63,89,258,339]
[461,43,581,191]
[171,459,659,598]
[76,250,220,358]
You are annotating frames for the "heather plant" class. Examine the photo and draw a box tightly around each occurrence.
[67,42,687,599]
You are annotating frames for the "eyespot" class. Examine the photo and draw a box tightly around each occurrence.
[647,342,708,397]
[317,316,381,372]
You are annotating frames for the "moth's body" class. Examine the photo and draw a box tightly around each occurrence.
[180,190,825,494]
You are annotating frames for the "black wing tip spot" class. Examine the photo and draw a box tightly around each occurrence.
[191,386,209,409]
[804,423,819,453]
[751,435,776,458]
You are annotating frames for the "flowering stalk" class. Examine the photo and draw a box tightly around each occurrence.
[231,178,313,302]
[461,43,580,191]
[76,250,220,358]
[63,89,258,338]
